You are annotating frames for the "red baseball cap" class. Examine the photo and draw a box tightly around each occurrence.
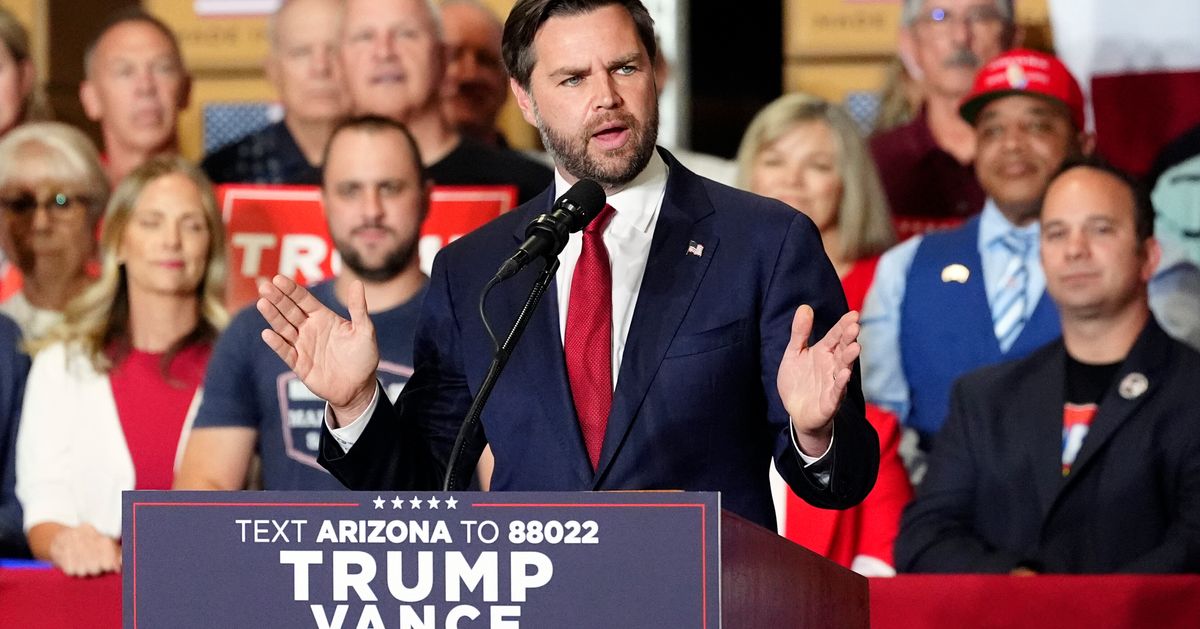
[959,49,1085,130]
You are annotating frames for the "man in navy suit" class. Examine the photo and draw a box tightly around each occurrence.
[257,0,879,529]
[896,158,1200,573]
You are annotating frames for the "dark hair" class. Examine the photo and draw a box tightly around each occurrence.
[1051,156,1155,241]
[84,7,185,76]
[320,114,427,185]
[502,0,657,89]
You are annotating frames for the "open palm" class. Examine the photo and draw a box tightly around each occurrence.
[257,275,379,414]
[778,306,860,448]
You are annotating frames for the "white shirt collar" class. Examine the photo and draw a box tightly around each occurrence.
[552,149,669,235]
[979,197,1040,250]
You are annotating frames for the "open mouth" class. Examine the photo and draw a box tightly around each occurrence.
[591,122,630,151]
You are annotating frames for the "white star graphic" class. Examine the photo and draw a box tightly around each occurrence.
[372,496,385,509]
[427,496,440,509]
[391,496,404,509]
[409,496,423,509]
[445,496,458,509]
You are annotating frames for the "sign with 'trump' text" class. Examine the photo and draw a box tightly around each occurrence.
[122,491,720,628]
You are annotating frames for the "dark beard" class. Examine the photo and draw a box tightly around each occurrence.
[536,105,659,187]
[333,233,417,283]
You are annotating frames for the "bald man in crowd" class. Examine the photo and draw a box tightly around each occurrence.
[339,0,551,202]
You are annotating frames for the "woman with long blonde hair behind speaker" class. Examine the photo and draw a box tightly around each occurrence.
[15,155,228,577]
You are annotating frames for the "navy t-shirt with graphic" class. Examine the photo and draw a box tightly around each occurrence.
[193,279,425,489]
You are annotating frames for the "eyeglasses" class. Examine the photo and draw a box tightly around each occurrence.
[914,6,1006,34]
[0,191,89,215]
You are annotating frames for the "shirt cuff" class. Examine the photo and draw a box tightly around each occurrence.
[790,420,834,465]
[325,383,381,453]
[790,421,834,487]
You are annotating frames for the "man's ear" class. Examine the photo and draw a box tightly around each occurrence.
[896,28,924,82]
[79,80,103,121]
[1141,237,1162,283]
[510,77,538,127]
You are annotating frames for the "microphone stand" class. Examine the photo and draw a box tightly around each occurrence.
[441,257,560,491]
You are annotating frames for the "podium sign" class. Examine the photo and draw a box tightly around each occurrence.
[123,491,720,628]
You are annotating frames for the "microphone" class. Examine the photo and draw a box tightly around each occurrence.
[495,179,606,280]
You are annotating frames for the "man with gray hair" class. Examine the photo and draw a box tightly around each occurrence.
[338,0,551,202]
[202,0,350,184]
[870,0,1014,226]
[439,0,510,147]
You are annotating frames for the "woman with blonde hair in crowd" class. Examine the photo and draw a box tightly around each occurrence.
[0,6,51,137]
[738,92,912,575]
[0,122,108,340]
[16,155,227,577]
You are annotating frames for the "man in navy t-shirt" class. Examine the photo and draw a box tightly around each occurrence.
[175,115,430,490]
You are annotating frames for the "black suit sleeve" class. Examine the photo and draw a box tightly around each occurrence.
[894,378,1025,572]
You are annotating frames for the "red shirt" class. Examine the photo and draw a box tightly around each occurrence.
[109,343,212,490]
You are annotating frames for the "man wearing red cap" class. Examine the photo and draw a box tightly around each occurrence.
[860,49,1200,478]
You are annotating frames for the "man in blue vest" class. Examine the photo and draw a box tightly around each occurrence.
[861,49,1200,475]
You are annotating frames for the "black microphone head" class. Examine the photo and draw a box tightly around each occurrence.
[556,179,606,232]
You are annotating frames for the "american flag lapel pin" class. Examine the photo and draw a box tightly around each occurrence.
[686,240,704,257]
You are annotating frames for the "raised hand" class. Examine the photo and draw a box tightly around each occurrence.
[258,275,379,423]
[777,305,861,456]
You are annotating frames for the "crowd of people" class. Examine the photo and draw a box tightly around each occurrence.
[0,0,1198,586]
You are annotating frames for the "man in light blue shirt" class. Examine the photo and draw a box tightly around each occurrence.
[861,50,1200,472]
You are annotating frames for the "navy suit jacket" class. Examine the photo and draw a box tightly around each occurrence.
[319,149,880,529]
[896,318,1200,573]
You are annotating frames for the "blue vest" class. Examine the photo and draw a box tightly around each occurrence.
[900,216,1061,444]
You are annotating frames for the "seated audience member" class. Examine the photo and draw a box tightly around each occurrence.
[896,158,1200,574]
[0,7,51,138]
[202,0,349,185]
[861,50,1200,475]
[0,313,29,557]
[80,8,190,185]
[737,93,912,574]
[439,0,509,148]
[339,0,551,202]
[16,156,227,577]
[0,123,108,340]
[176,115,427,491]
[870,0,1015,228]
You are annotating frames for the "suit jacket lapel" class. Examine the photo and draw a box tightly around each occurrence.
[1009,345,1070,520]
[593,153,716,485]
[500,196,594,485]
[1051,321,1171,514]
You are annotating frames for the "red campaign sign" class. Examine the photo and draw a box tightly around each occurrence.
[220,184,518,310]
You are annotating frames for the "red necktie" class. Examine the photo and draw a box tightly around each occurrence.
[564,204,616,469]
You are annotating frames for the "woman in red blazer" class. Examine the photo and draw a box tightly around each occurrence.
[737,93,913,574]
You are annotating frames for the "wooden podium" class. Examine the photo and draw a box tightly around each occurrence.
[124,491,867,628]
[722,510,868,628]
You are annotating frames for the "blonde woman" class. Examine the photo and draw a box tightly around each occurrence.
[15,155,227,577]
[0,123,108,339]
[738,93,912,575]
[737,92,895,311]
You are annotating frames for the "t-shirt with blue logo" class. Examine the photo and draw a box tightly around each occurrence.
[192,279,425,489]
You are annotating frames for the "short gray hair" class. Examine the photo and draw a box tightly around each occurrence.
[901,0,1013,26]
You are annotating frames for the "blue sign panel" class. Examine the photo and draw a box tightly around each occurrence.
[123,491,721,628]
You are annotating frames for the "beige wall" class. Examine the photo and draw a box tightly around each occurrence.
[783,0,1052,104]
